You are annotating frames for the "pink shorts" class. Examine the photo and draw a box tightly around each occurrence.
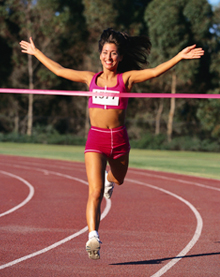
[85,125,130,159]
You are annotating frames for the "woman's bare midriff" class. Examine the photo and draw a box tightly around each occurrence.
[89,108,126,129]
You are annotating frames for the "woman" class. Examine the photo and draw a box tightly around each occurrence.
[20,28,204,260]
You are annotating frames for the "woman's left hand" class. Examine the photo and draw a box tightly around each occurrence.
[179,45,204,60]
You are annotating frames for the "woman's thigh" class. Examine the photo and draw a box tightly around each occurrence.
[85,152,107,193]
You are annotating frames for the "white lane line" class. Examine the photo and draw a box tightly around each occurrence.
[129,170,220,192]
[0,171,35,218]
[0,160,84,172]
[126,178,203,277]
[0,170,111,269]
[0,199,111,270]
[3,161,220,191]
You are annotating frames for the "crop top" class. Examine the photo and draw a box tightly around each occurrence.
[88,71,129,110]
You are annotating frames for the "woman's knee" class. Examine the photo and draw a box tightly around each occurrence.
[88,188,103,202]
[114,177,124,186]
[108,164,128,185]
[108,154,129,185]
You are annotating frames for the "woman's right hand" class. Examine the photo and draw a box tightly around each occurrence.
[20,37,36,55]
[19,36,94,84]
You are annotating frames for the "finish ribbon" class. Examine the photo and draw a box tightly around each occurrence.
[0,88,220,99]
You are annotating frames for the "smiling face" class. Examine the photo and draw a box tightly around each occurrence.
[100,43,123,71]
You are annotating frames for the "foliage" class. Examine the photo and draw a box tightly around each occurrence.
[1,0,88,135]
[0,0,220,151]
[130,133,220,152]
[210,5,220,88]
[113,0,151,34]
[144,0,213,141]
[0,128,219,152]
[82,0,117,37]
[145,0,213,88]
[0,124,87,145]
[196,90,220,138]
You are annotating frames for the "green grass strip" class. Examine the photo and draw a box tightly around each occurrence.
[0,142,219,180]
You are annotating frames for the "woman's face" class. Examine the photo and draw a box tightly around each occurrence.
[100,43,122,71]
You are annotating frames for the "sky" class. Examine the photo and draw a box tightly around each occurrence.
[208,0,220,6]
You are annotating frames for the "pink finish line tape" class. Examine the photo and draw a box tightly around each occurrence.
[0,88,220,99]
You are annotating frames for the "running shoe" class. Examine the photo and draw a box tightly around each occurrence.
[104,171,115,199]
[86,237,101,260]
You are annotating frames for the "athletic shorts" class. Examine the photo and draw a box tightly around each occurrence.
[84,125,130,159]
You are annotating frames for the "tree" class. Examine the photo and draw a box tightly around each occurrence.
[210,3,220,89]
[1,0,87,135]
[196,91,220,139]
[144,0,213,141]
[0,36,12,87]
[113,0,152,34]
[196,4,220,140]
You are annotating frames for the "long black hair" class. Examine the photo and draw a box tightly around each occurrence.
[98,28,151,73]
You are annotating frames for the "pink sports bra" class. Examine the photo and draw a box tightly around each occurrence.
[88,72,129,110]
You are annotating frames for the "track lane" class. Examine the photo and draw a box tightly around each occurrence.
[0,155,219,276]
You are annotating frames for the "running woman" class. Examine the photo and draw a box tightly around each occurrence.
[20,28,204,260]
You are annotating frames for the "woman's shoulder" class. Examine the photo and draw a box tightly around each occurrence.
[88,71,103,88]
[120,70,135,91]
[83,71,98,86]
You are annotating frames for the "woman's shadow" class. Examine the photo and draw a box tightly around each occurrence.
[109,251,220,265]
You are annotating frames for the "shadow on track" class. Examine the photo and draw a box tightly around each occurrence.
[109,252,220,265]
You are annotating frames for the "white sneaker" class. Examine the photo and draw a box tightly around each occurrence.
[104,171,115,199]
[86,237,101,260]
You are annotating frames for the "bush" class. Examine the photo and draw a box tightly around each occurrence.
[130,133,166,149]
[163,136,201,151]
[1,128,219,152]
[130,134,220,152]
[0,128,86,145]
[163,137,220,152]
[200,139,220,152]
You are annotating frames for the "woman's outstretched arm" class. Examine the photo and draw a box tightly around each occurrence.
[124,45,204,88]
[20,37,94,85]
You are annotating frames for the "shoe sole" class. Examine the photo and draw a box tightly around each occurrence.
[86,237,100,260]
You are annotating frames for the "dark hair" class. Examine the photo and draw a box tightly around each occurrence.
[98,28,151,73]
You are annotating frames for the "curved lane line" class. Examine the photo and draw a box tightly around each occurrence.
[126,178,203,277]
[0,171,35,218]
[1,162,205,273]
[129,170,220,192]
[0,170,111,269]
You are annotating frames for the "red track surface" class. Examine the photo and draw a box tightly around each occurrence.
[0,154,219,277]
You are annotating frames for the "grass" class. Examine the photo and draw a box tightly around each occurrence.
[0,142,219,180]
[129,149,220,180]
[0,142,85,162]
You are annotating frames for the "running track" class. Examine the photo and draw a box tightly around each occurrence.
[0,154,219,276]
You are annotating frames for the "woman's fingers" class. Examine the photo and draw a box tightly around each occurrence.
[19,39,35,55]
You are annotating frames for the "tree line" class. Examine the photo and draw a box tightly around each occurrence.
[0,0,220,150]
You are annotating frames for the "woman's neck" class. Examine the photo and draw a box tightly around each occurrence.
[101,69,118,80]
[97,70,118,88]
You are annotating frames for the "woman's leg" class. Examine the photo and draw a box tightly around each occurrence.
[107,153,129,185]
[85,152,107,232]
